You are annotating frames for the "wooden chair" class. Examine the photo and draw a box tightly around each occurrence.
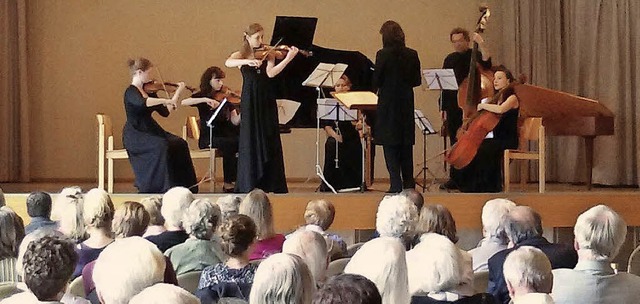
[96,114,129,193]
[504,117,546,193]
[177,270,202,294]
[182,116,222,192]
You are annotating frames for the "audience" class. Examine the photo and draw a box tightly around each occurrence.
[165,198,226,275]
[344,237,410,304]
[401,189,425,214]
[197,214,257,301]
[290,199,347,260]
[416,204,458,244]
[93,236,166,304]
[50,186,82,221]
[112,201,150,238]
[0,206,25,283]
[0,186,5,207]
[283,230,329,285]
[140,195,166,238]
[24,191,58,234]
[55,187,86,243]
[239,189,285,260]
[216,194,242,222]
[146,187,194,252]
[249,253,316,304]
[503,246,554,304]
[375,195,418,249]
[469,198,516,272]
[73,188,115,279]
[129,283,199,304]
[552,205,640,304]
[23,235,78,303]
[312,273,382,304]
[487,206,577,304]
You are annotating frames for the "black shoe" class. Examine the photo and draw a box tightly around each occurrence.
[439,180,458,190]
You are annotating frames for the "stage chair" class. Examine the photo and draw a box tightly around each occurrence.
[96,114,129,194]
[182,116,222,192]
[177,270,202,294]
[504,117,546,193]
[326,257,351,278]
[68,275,85,297]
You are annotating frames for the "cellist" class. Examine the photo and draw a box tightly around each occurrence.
[456,65,520,193]
[440,27,492,190]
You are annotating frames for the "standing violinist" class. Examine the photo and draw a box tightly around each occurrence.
[440,27,492,190]
[123,57,199,193]
[225,23,298,193]
[181,66,240,193]
[456,66,519,193]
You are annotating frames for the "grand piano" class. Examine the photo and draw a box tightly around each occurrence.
[514,84,615,189]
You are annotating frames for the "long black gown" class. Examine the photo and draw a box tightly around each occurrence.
[235,64,288,193]
[319,120,363,192]
[123,85,198,193]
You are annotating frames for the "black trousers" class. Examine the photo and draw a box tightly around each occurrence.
[204,137,238,184]
[382,144,415,192]
[446,106,463,184]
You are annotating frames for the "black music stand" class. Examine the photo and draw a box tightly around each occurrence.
[414,109,438,192]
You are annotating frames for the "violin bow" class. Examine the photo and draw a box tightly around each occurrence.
[258,37,284,60]
[155,67,177,110]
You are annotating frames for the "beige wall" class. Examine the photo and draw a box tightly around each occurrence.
[25,0,503,182]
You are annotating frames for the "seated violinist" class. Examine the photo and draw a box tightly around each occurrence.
[319,75,363,192]
[182,66,240,193]
[456,65,520,193]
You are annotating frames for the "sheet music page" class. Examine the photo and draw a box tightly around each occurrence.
[332,91,378,109]
[302,63,335,87]
[413,109,436,134]
[325,63,348,87]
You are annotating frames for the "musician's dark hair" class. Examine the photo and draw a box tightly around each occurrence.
[240,23,264,59]
[380,20,405,48]
[199,66,226,96]
[127,57,152,76]
[449,27,470,42]
[494,65,515,82]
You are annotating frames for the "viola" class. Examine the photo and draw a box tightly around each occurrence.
[143,81,196,94]
[253,44,313,60]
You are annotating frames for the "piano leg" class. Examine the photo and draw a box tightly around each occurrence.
[585,136,594,190]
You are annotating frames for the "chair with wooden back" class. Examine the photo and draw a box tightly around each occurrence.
[503,117,545,193]
[96,114,129,193]
[182,116,222,192]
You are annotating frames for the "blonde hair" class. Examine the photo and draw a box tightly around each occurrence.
[304,200,335,231]
[127,57,152,76]
[240,189,275,240]
[140,196,164,226]
[83,188,115,229]
[283,230,329,284]
[240,23,264,58]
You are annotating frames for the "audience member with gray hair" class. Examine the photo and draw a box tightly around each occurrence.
[375,195,418,248]
[165,198,226,275]
[146,187,194,252]
[129,283,199,304]
[0,206,25,283]
[488,206,577,304]
[312,273,382,304]
[216,194,242,221]
[503,246,554,304]
[93,236,166,304]
[400,188,425,214]
[552,205,640,304]
[141,195,166,238]
[55,187,86,243]
[239,189,285,260]
[24,191,58,234]
[283,230,329,284]
[249,253,316,304]
[344,237,410,304]
[469,198,516,272]
[288,199,347,260]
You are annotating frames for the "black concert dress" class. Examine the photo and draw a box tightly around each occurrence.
[235,64,288,193]
[319,120,363,192]
[122,85,198,193]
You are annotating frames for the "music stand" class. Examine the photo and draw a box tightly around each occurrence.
[302,63,348,194]
[414,109,438,192]
[423,69,457,176]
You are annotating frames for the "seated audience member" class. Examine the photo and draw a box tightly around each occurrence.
[216,195,242,222]
[0,186,5,207]
[93,237,166,304]
[249,253,316,304]
[23,235,78,303]
[146,187,194,252]
[165,199,226,275]
[140,195,166,238]
[416,204,458,244]
[344,237,410,304]
[469,199,516,272]
[552,205,640,304]
[73,188,115,279]
[197,214,257,301]
[54,187,86,243]
[0,206,25,283]
[289,199,347,260]
[407,233,495,303]
[24,191,58,234]
[503,246,554,304]
[488,206,577,304]
[283,230,329,285]
[129,283,199,304]
[375,195,418,249]
[239,189,285,260]
[112,201,150,238]
[312,273,382,304]
[401,189,425,213]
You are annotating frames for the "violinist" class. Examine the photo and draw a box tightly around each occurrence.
[181,66,240,193]
[440,27,492,190]
[123,57,198,193]
[225,23,298,194]
[456,65,519,193]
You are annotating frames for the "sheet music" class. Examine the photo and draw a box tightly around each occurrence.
[317,98,358,121]
[423,69,458,90]
[332,91,378,109]
[276,99,300,124]
[414,109,436,134]
[302,63,348,88]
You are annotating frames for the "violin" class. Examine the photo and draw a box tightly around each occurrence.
[253,44,313,60]
[143,81,196,94]
[212,85,241,105]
